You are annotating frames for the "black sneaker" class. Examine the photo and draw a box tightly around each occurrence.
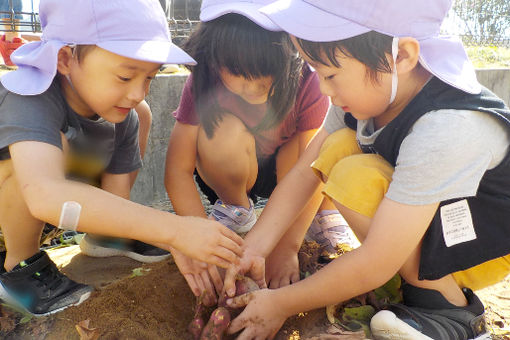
[370,284,490,340]
[79,234,171,263]
[0,251,93,316]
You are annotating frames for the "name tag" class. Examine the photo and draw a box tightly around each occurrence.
[440,199,477,247]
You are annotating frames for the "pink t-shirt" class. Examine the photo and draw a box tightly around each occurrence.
[173,64,329,157]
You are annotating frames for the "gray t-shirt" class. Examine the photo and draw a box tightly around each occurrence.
[0,80,142,175]
[323,105,510,205]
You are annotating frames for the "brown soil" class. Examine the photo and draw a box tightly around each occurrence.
[2,244,510,340]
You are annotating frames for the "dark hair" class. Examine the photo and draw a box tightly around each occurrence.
[296,31,393,83]
[184,13,303,138]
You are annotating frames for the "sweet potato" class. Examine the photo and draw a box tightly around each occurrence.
[189,317,205,340]
[217,275,259,307]
[189,298,206,340]
[199,307,231,340]
[234,275,259,296]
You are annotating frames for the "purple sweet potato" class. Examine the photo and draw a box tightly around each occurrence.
[234,275,259,296]
[189,317,205,340]
[199,307,231,340]
[218,275,259,307]
[189,298,206,340]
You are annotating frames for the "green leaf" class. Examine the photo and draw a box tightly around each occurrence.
[20,315,32,324]
[374,274,402,303]
[130,267,151,277]
[343,305,375,323]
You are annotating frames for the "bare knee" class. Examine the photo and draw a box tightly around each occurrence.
[197,114,256,168]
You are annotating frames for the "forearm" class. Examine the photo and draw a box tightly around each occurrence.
[274,181,324,252]
[23,178,181,247]
[245,165,321,257]
[166,171,207,218]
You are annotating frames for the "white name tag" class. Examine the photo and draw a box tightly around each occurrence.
[440,199,477,247]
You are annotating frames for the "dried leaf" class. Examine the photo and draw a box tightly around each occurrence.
[75,319,100,340]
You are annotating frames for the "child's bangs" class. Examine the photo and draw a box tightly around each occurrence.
[208,14,284,79]
[296,39,342,68]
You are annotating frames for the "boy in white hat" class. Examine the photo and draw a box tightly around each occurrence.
[223,0,510,339]
[0,0,243,316]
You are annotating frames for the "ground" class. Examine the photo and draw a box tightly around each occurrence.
[1,241,509,340]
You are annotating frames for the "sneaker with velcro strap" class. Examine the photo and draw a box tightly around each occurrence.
[79,234,171,263]
[0,250,93,316]
[209,198,257,234]
[370,284,490,340]
[305,211,361,253]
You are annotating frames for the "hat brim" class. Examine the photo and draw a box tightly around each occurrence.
[419,36,481,94]
[200,2,280,31]
[98,40,196,66]
[260,0,370,41]
[1,40,64,96]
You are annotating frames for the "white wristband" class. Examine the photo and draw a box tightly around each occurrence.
[58,201,82,231]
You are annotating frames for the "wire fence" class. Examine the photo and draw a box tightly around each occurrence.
[0,0,509,47]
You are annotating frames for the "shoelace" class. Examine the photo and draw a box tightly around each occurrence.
[33,261,64,291]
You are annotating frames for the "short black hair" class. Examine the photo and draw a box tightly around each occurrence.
[184,13,303,138]
[296,31,393,83]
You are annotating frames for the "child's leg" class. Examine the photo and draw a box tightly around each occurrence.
[315,131,493,339]
[0,159,43,271]
[0,159,93,316]
[196,113,257,209]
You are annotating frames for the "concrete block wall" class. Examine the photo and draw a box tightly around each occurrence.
[131,68,510,205]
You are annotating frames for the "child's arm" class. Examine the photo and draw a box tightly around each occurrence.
[227,198,438,338]
[9,140,244,267]
[165,121,207,218]
[165,121,224,301]
[265,128,326,287]
[224,127,330,294]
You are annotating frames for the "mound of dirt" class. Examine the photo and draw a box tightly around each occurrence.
[2,244,509,339]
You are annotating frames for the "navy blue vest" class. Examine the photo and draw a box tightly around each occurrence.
[345,77,510,280]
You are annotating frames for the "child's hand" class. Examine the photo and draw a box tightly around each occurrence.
[223,247,266,298]
[170,248,223,306]
[173,216,244,268]
[226,289,288,339]
[265,246,300,289]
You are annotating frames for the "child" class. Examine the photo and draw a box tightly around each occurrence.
[223,0,510,339]
[0,0,25,67]
[0,0,244,316]
[165,0,358,304]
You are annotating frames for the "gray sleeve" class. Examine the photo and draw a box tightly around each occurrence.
[387,109,510,205]
[0,89,66,157]
[322,105,347,134]
[105,110,142,174]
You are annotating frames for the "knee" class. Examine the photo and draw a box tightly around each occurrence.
[324,154,394,218]
[198,113,255,158]
[312,128,361,180]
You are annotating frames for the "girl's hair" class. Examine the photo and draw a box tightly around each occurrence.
[296,31,393,83]
[184,13,303,138]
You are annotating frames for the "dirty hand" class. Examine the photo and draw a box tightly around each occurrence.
[265,246,299,289]
[224,247,266,298]
[226,289,287,339]
[170,248,224,306]
[174,216,244,268]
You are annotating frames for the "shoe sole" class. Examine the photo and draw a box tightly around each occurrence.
[0,282,92,317]
[79,238,171,263]
[371,310,434,340]
[371,310,492,340]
